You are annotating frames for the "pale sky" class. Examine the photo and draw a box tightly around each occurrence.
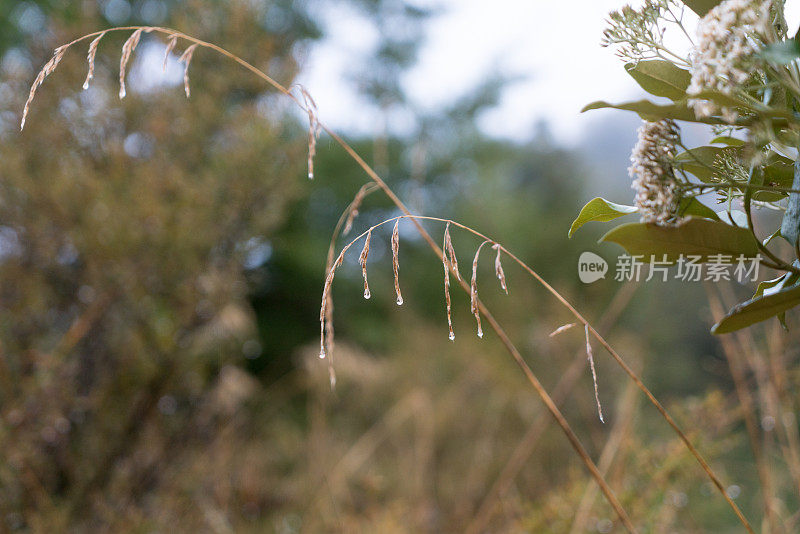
[298,0,662,145]
[298,0,800,146]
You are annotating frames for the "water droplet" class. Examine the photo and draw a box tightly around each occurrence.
[82,79,90,90]
[396,296,403,305]
[319,350,326,359]
[448,331,455,341]
[119,87,127,99]
[477,329,484,339]
[308,171,314,180]
[363,288,371,299]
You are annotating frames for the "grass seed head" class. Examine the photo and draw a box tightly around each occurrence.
[549,323,576,337]
[442,229,454,341]
[343,184,369,236]
[392,220,403,305]
[585,324,605,423]
[21,45,67,130]
[163,34,178,71]
[179,43,198,98]
[444,222,461,281]
[359,229,371,299]
[119,28,150,99]
[471,241,490,338]
[83,31,107,90]
[492,243,508,294]
[298,85,321,180]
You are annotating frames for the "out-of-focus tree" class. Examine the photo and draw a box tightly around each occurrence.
[0,0,317,530]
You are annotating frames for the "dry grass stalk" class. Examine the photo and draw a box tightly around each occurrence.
[492,243,508,294]
[20,45,67,130]
[324,287,335,375]
[549,323,576,337]
[298,85,321,180]
[443,222,461,280]
[119,28,151,99]
[442,229,455,341]
[471,241,491,339]
[83,31,107,90]
[324,292,335,356]
[343,184,369,235]
[179,44,198,98]
[392,220,403,305]
[585,324,605,423]
[163,34,178,70]
[319,254,344,359]
[359,229,371,299]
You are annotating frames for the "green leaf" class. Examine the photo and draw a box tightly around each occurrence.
[754,272,797,298]
[674,145,738,182]
[763,229,782,246]
[712,281,800,334]
[680,0,722,16]
[599,217,760,262]
[581,99,708,123]
[583,95,792,126]
[569,198,637,238]
[677,197,719,220]
[709,136,745,146]
[759,39,800,64]
[625,61,691,100]
[759,158,794,201]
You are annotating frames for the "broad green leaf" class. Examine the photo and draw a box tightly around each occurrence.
[581,99,708,123]
[674,145,737,182]
[625,61,691,100]
[758,159,794,201]
[755,275,787,298]
[584,95,792,126]
[712,281,800,334]
[674,147,791,200]
[600,217,760,262]
[763,229,782,246]
[710,136,745,146]
[680,0,722,16]
[759,39,800,64]
[764,157,794,187]
[569,198,637,238]
[677,197,719,220]
[674,146,727,165]
[755,271,798,298]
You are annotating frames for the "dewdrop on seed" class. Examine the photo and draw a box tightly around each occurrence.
[391,220,403,306]
[359,229,371,300]
[448,331,455,341]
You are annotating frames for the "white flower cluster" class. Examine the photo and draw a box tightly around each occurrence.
[629,119,682,225]
[687,0,772,122]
